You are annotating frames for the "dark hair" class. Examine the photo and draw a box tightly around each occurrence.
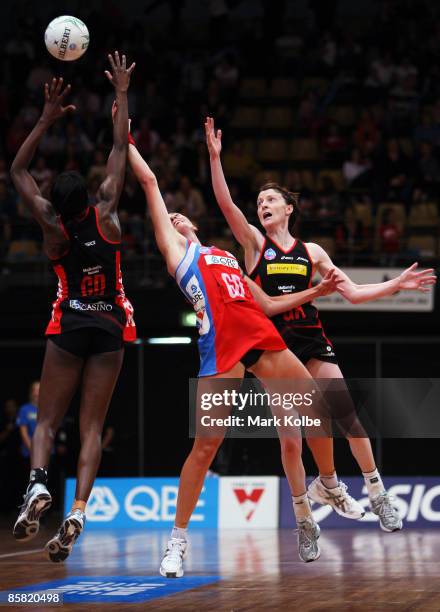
[258,182,300,227]
[51,171,88,221]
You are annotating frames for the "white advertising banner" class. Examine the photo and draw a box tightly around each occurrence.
[315,268,435,312]
[219,476,279,528]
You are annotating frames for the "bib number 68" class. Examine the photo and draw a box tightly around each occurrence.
[221,272,245,299]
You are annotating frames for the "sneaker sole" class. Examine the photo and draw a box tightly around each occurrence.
[308,490,365,520]
[159,566,184,578]
[379,521,403,533]
[302,546,321,563]
[13,495,52,542]
[45,518,82,563]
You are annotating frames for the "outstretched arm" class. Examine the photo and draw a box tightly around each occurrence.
[205,116,263,253]
[127,140,185,273]
[10,78,75,227]
[245,269,342,316]
[310,243,436,304]
[97,51,135,215]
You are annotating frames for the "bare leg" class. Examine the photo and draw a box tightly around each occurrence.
[75,348,124,503]
[306,359,376,473]
[32,340,83,469]
[249,349,311,497]
[174,361,244,528]
[249,349,321,562]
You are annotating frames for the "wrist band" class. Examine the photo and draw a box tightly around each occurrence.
[128,132,135,146]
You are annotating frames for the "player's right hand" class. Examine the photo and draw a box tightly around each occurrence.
[205,116,222,159]
[41,77,76,124]
[316,269,343,296]
[105,51,135,92]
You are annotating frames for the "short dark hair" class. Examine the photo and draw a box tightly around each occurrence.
[258,182,300,227]
[51,171,88,221]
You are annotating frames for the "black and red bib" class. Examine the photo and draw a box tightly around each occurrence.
[249,237,321,330]
[46,206,136,342]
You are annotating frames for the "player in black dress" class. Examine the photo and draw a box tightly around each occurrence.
[10,52,135,561]
[205,116,436,531]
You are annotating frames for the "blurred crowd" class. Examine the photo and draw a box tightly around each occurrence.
[0,0,440,274]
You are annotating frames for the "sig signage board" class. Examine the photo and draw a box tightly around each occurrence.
[280,477,440,528]
[315,268,434,312]
[64,478,219,529]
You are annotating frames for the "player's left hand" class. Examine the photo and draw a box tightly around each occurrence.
[105,51,135,92]
[398,263,437,292]
[41,77,76,124]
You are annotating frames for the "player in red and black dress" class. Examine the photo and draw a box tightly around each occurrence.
[206,116,436,532]
[10,52,136,562]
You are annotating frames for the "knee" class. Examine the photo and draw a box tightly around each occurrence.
[35,416,58,439]
[280,437,302,459]
[80,427,102,447]
[191,438,222,466]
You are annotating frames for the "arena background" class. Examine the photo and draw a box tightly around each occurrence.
[0,0,439,566]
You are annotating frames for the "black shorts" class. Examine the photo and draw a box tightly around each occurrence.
[49,327,124,358]
[281,326,338,366]
[240,348,264,369]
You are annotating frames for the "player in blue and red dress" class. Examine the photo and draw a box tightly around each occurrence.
[10,52,136,562]
[175,241,287,376]
[126,130,341,575]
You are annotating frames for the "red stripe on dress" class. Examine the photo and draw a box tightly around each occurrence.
[267,236,297,255]
[115,250,136,341]
[45,264,69,335]
[302,240,315,289]
[93,206,121,245]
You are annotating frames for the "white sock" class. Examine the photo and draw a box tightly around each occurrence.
[362,468,385,498]
[171,526,188,541]
[292,493,312,522]
[319,472,338,489]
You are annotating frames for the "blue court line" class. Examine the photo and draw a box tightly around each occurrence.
[0,575,221,604]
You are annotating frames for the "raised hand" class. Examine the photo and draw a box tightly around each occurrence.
[205,116,222,159]
[105,51,135,92]
[398,263,437,292]
[41,78,76,124]
[316,269,343,296]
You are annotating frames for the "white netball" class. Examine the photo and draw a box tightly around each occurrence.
[45,15,90,62]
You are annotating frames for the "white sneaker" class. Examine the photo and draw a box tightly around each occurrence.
[308,477,365,520]
[13,483,52,541]
[45,509,86,563]
[370,491,403,532]
[159,537,187,578]
[297,517,321,563]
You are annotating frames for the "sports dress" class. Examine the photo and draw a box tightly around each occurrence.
[45,206,136,356]
[249,237,337,365]
[175,241,286,376]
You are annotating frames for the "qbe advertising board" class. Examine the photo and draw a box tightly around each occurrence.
[65,476,280,530]
[64,477,219,529]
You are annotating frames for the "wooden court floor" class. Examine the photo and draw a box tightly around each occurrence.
[0,519,439,611]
